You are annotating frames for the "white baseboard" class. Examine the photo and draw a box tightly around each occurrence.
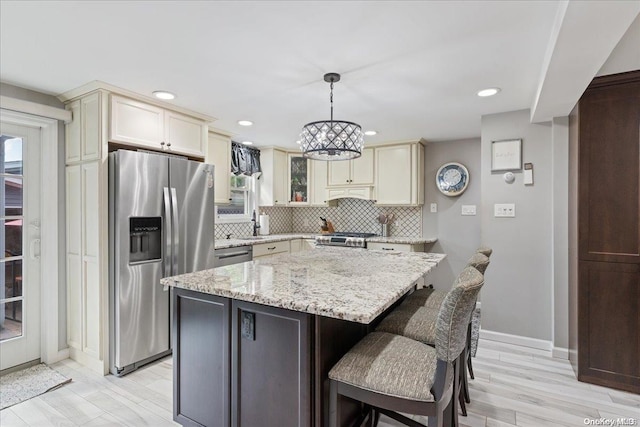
[552,347,569,359]
[480,329,552,352]
[69,347,108,375]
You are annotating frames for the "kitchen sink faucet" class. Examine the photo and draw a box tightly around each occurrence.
[251,210,261,236]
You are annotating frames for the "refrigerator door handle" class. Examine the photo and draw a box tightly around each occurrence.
[170,187,179,275]
[163,187,172,277]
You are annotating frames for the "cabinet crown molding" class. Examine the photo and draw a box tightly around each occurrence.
[57,80,216,123]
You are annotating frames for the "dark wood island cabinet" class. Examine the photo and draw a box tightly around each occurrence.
[163,247,445,427]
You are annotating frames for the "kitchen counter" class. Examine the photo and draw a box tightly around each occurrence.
[366,236,438,244]
[163,246,445,323]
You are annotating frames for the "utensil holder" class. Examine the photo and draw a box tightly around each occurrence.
[381,224,389,237]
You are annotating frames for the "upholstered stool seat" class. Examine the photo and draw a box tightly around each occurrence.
[328,331,442,402]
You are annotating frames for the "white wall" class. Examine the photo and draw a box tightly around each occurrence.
[480,109,554,343]
[423,139,482,290]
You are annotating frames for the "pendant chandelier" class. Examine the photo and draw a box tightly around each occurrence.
[299,73,364,161]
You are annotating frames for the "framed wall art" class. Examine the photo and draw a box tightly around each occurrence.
[491,139,522,171]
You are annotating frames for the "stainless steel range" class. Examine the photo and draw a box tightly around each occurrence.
[315,232,377,248]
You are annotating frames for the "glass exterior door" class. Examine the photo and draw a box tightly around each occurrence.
[0,122,41,370]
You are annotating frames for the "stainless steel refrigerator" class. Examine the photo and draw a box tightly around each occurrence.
[109,149,215,376]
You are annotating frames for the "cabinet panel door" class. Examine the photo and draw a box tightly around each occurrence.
[207,132,232,205]
[310,159,329,205]
[232,301,311,427]
[65,100,81,163]
[273,150,288,205]
[375,145,412,204]
[65,166,82,349]
[288,154,309,204]
[578,81,640,264]
[350,148,374,185]
[81,92,101,161]
[165,111,205,157]
[109,95,163,148]
[328,159,350,186]
[174,290,230,427]
[578,261,640,393]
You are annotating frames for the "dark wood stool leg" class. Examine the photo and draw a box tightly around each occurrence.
[330,380,339,427]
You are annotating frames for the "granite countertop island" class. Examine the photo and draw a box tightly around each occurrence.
[165,247,445,427]
[162,246,445,324]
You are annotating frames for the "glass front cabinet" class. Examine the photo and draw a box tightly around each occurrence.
[288,154,309,205]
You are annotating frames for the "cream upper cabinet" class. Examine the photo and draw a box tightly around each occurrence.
[375,142,424,206]
[206,130,232,205]
[350,148,374,184]
[165,111,206,157]
[288,154,310,205]
[65,92,102,164]
[327,148,374,186]
[259,148,288,206]
[109,95,164,147]
[310,160,331,206]
[109,94,206,157]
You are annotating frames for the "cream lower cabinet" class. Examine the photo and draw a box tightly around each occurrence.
[109,95,206,157]
[253,240,290,258]
[374,142,424,206]
[367,242,425,252]
[206,129,232,205]
[66,161,109,374]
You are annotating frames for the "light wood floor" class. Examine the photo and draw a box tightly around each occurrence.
[1,339,638,426]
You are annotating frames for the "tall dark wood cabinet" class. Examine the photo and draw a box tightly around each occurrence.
[570,70,640,394]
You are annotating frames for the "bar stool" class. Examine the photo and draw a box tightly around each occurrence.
[328,267,484,427]
[375,252,490,416]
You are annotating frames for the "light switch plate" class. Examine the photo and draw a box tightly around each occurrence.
[430,203,438,213]
[461,205,476,216]
[494,203,516,217]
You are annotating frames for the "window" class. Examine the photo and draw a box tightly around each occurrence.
[216,175,255,222]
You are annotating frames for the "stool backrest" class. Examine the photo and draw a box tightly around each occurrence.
[435,267,484,362]
[467,252,490,274]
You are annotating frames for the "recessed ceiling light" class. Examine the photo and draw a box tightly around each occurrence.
[364,130,377,136]
[241,141,253,145]
[477,88,501,97]
[238,120,253,126]
[153,91,175,100]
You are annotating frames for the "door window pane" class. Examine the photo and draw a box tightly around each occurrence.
[0,301,22,341]
[1,260,22,299]
[3,220,22,257]
[1,177,23,216]
[1,137,23,175]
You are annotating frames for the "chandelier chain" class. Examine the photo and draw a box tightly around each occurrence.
[329,80,334,123]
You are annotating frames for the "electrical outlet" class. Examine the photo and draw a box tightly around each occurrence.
[430,203,438,213]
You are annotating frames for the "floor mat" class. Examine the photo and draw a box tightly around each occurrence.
[0,363,71,410]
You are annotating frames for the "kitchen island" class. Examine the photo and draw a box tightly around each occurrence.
[161,247,445,427]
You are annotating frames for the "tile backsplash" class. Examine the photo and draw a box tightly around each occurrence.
[215,199,422,238]
[290,199,422,236]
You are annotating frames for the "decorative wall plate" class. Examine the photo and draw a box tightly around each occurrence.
[436,162,469,196]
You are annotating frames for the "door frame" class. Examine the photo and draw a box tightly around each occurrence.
[1,108,66,365]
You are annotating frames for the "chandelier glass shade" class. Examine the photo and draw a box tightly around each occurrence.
[300,73,363,161]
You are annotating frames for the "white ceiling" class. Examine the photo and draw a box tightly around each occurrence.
[1,1,638,149]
